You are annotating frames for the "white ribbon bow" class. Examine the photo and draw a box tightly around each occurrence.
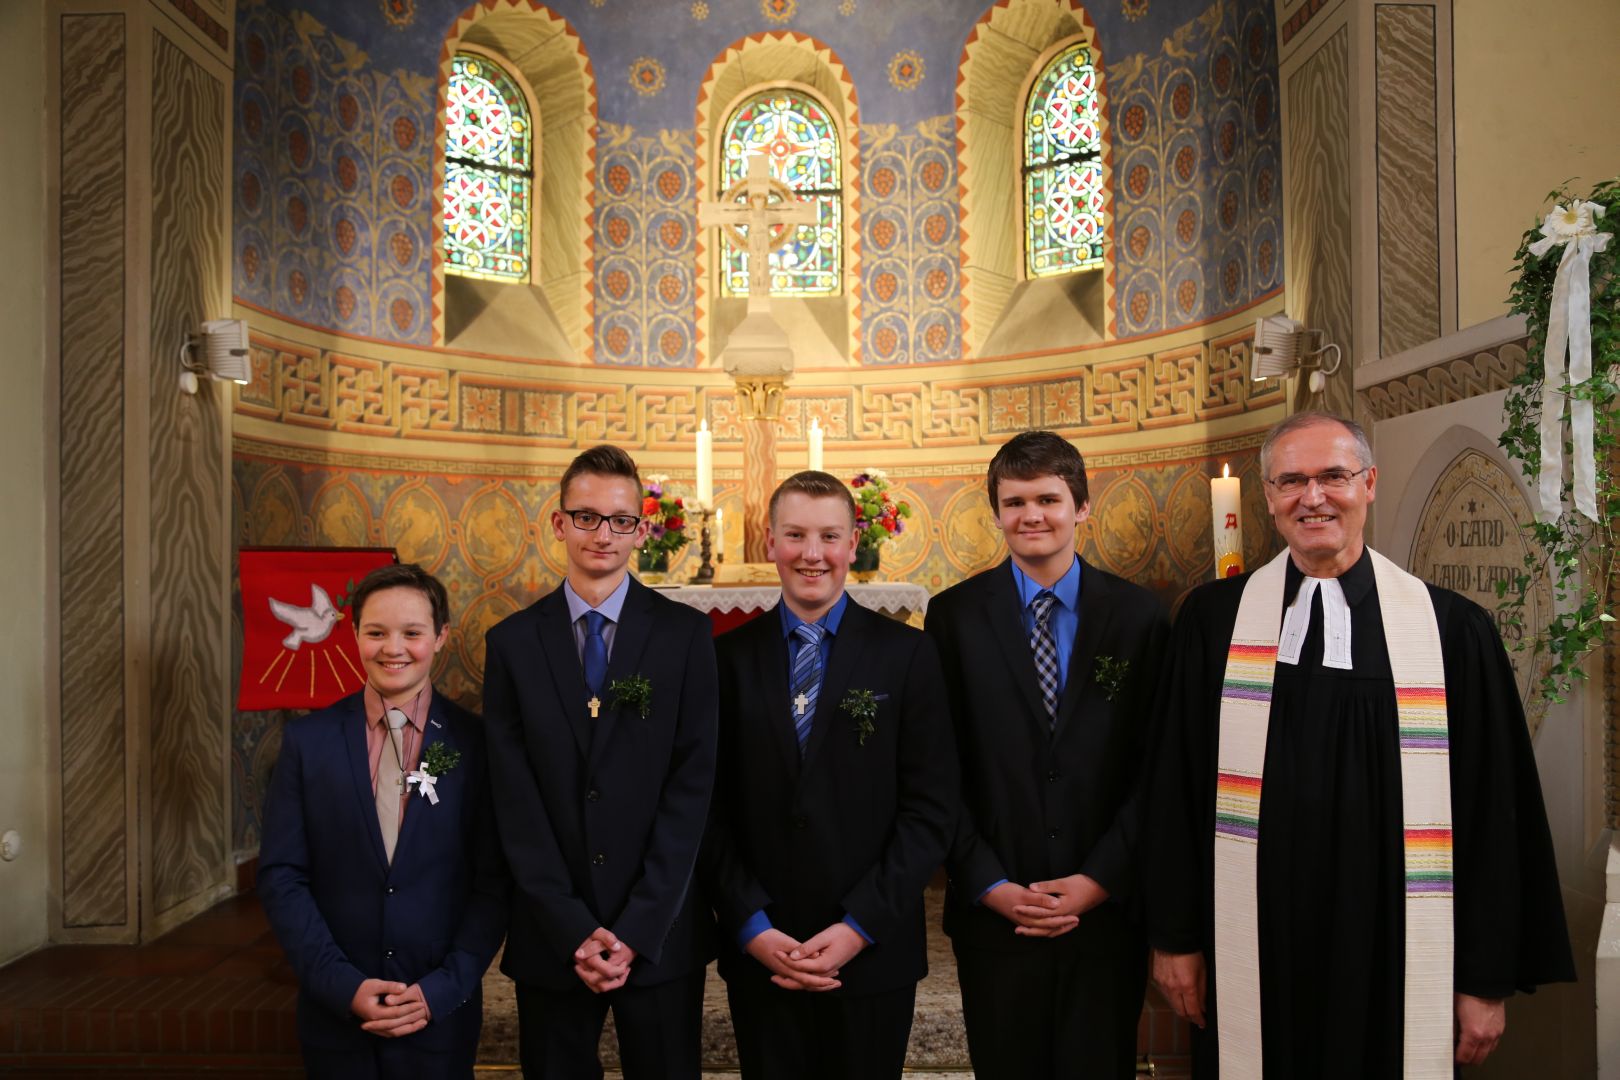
[405,768,440,805]
[1527,201,1610,521]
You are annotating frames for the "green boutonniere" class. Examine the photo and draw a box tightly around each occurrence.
[421,741,461,777]
[1093,655,1130,702]
[840,688,881,747]
[406,741,461,805]
[609,674,654,719]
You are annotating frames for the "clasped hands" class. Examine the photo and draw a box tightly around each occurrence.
[349,979,431,1037]
[745,922,869,992]
[983,873,1108,937]
[574,926,638,993]
[1149,948,1506,1066]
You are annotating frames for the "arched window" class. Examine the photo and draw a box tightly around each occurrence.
[443,52,532,282]
[719,88,842,297]
[1024,40,1105,278]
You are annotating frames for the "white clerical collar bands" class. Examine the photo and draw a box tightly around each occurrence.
[1276,576,1352,669]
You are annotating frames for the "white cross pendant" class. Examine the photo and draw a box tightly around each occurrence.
[588,696,601,719]
[794,693,809,716]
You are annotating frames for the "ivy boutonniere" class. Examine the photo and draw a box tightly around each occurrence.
[406,741,461,806]
[609,674,654,719]
[1093,655,1130,703]
[839,688,883,747]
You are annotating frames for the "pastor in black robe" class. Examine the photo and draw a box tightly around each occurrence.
[1143,548,1575,1077]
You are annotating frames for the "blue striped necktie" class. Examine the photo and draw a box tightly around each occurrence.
[1029,591,1060,727]
[790,622,826,754]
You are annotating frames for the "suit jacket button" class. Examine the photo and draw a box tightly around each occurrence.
[587,789,601,802]
[1047,827,1060,839]
[386,949,395,958]
[792,815,808,830]
[387,886,396,895]
[592,853,607,866]
[1047,771,1059,782]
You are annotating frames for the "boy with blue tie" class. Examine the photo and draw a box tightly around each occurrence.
[704,471,958,1080]
[482,445,718,1079]
[259,563,508,1079]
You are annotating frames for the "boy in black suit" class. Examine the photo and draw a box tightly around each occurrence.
[259,563,508,1079]
[704,471,958,1080]
[925,431,1169,1079]
[482,445,718,1080]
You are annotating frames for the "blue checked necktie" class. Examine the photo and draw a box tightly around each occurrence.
[789,622,826,754]
[1029,591,1061,727]
[583,610,609,701]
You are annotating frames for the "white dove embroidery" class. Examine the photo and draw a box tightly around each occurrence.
[268,584,344,650]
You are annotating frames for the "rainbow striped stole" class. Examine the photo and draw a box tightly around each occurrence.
[1212,548,1453,1079]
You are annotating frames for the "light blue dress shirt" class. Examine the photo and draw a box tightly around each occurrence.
[563,574,630,664]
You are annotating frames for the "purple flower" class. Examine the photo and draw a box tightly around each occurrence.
[650,523,666,539]
[647,483,663,498]
[894,518,905,534]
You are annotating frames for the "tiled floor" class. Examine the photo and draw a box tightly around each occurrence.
[0,890,1192,1077]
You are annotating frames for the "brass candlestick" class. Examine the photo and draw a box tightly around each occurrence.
[689,508,716,585]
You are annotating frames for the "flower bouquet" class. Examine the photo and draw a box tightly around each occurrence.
[637,475,689,580]
[849,469,912,579]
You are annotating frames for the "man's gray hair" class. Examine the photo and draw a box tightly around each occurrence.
[1259,411,1374,478]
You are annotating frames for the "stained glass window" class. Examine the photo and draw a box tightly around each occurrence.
[444,53,531,282]
[719,90,842,297]
[1024,41,1105,278]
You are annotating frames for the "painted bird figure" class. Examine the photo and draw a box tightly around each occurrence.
[268,583,343,650]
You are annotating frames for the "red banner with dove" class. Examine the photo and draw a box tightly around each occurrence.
[238,547,397,711]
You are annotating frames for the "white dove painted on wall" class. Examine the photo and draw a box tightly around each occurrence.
[268,584,344,649]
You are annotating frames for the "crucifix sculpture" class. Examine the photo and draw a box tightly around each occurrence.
[698,154,817,562]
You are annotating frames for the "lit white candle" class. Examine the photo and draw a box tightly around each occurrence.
[695,419,714,508]
[714,507,724,559]
[1211,463,1244,579]
[808,416,824,472]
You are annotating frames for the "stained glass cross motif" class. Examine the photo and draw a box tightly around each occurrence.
[1024,41,1106,278]
[444,53,532,282]
[718,89,842,297]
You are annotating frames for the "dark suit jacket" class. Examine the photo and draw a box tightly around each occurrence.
[704,597,959,996]
[258,691,508,1057]
[926,557,1169,949]
[482,577,718,990]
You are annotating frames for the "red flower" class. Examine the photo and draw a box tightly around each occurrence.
[665,517,685,530]
[674,497,684,508]
[882,518,897,533]
[642,496,659,516]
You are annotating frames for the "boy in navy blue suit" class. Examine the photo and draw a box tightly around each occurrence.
[260,563,508,1079]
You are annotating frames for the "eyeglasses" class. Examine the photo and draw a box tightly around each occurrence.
[559,508,642,534]
[1264,467,1369,496]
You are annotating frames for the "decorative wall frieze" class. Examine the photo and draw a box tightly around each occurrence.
[237,317,1284,463]
[1357,338,1528,422]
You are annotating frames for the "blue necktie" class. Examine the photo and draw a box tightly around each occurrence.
[583,610,609,701]
[790,622,826,754]
[1029,591,1060,727]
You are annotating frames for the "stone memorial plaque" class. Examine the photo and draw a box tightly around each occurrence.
[1409,449,1552,735]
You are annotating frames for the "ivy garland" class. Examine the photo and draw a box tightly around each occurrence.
[1497,178,1619,702]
